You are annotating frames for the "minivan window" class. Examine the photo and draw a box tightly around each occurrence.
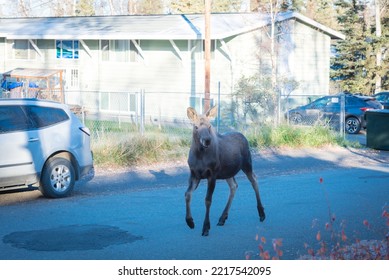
[25,106,69,128]
[0,106,31,133]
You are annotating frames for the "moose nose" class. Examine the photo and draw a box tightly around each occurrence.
[201,138,211,148]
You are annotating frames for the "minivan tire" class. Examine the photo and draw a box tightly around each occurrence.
[39,157,75,198]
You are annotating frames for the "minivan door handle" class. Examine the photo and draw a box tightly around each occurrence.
[28,138,39,142]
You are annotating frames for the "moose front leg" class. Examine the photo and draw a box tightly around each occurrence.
[185,175,200,229]
[202,177,216,236]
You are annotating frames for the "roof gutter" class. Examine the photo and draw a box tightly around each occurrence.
[181,14,202,39]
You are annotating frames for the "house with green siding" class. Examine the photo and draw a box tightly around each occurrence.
[0,12,344,122]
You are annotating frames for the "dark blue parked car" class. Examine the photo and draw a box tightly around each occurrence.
[286,94,383,134]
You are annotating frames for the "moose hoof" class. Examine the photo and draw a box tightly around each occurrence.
[217,216,227,226]
[202,222,210,236]
[258,207,266,222]
[186,218,195,229]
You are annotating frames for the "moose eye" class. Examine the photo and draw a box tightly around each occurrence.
[194,125,199,130]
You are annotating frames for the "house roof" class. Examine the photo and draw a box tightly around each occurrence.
[0,11,345,41]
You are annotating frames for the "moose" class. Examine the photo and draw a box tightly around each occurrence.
[185,106,266,236]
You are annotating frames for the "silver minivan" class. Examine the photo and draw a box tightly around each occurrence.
[0,99,94,198]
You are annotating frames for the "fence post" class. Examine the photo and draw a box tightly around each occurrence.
[81,105,85,125]
[340,93,345,138]
[140,89,145,135]
[217,81,220,132]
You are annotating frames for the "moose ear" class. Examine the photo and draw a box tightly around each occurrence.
[187,107,198,122]
[206,105,218,119]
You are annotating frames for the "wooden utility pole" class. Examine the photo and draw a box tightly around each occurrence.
[204,0,211,113]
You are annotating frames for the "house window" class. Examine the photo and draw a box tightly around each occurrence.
[100,40,140,62]
[9,40,37,60]
[100,92,136,113]
[56,40,79,59]
[202,40,216,59]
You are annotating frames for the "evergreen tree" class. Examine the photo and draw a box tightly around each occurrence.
[331,0,376,94]
[304,0,339,29]
[331,0,389,94]
[383,14,389,90]
[375,0,389,91]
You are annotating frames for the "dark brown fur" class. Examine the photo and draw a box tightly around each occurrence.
[185,106,265,236]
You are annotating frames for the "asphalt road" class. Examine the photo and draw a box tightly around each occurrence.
[0,146,388,260]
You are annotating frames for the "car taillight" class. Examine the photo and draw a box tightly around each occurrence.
[79,127,91,136]
[360,107,370,112]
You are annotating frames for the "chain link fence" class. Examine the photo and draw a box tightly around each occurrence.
[0,88,348,143]
[67,90,193,140]
[65,90,347,142]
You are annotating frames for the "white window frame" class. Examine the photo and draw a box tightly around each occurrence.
[56,40,79,60]
[8,39,38,60]
[99,91,137,114]
[100,40,141,63]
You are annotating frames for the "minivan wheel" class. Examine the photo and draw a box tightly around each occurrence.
[345,117,361,134]
[39,157,75,198]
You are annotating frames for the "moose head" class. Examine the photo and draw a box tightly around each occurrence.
[187,106,218,150]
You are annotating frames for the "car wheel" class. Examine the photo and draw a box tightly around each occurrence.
[39,157,75,198]
[345,117,361,134]
[290,113,303,125]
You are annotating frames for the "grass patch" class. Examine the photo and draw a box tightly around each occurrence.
[246,124,358,149]
[91,132,190,167]
[91,124,360,167]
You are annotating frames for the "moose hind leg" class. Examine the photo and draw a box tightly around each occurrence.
[245,171,266,222]
[218,177,238,226]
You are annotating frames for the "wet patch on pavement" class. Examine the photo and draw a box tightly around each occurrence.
[3,224,143,251]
